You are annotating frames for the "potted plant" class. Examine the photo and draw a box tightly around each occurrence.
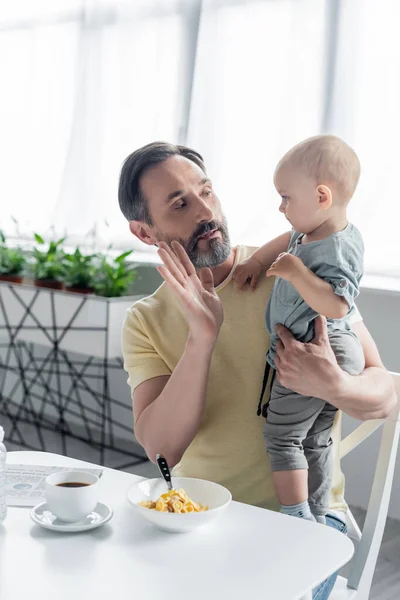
[0,244,142,359]
[63,248,97,294]
[0,230,26,283]
[32,233,66,290]
[92,250,137,297]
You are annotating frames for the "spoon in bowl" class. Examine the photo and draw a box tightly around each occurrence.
[156,454,173,492]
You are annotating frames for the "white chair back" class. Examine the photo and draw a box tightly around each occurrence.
[330,372,400,599]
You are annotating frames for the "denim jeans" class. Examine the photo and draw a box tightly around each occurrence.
[312,513,348,600]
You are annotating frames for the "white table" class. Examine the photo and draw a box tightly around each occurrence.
[0,452,354,600]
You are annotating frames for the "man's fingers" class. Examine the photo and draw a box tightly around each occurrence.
[266,262,277,277]
[158,241,188,279]
[313,315,329,345]
[250,275,258,291]
[158,241,180,265]
[275,340,284,357]
[158,241,176,258]
[275,323,295,347]
[157,247,187,287]
[198,267,215,293]
[171,241,196,277]
[157,265,185,293]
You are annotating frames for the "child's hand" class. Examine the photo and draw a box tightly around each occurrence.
[233,257,264,291]
[266,253,304,282]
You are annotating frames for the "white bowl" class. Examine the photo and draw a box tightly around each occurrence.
[127,477,232,533]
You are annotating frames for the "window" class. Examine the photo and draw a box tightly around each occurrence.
[0,0,197,250]
[188,0,327,251]
[1,0,398,275]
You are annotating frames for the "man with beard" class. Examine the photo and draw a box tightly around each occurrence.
[118,141,395,598]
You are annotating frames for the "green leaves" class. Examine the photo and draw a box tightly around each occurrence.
[1,231,138,297]
[0,247,26,275]
[115,250,133,262]
[33,233,66,281]
[34,233,45,245]
[92,252,136,297]
[38,239,137,296]
[0,230,26,275]
[63,248,97,288]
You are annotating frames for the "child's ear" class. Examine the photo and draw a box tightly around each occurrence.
[316,185,332,210]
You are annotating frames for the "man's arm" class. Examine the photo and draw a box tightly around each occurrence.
[337,320,397,419]
[133,335,215,466]
[131,241,223,466]
[275,316,397,421]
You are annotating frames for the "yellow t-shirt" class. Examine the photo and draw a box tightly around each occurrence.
[122,245,359,511]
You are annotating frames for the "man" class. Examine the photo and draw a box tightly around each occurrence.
[119,141,396,598]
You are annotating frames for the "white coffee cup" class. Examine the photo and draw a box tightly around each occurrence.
[45,471,100,522]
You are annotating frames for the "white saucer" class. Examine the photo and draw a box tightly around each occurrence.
[30,501,113,532]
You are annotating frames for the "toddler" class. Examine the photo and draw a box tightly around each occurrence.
[233,135,365,524]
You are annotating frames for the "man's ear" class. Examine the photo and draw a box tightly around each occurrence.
[316,184,332,210]
[129,220,157,246]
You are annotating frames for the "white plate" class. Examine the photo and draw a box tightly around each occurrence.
[127,477,232,533]
[30,501,113,532]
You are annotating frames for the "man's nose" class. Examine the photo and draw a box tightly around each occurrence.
[195,196,214,223]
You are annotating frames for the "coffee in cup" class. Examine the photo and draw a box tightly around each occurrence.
[45,471,99,522]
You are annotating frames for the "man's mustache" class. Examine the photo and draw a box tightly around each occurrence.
[188,221,221,252]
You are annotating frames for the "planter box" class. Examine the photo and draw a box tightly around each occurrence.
[0,281,142,359]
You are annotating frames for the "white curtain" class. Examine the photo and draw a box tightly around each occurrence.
[187,0,328,250]
[328,0,400,276]
[0,0,191,250]
[188,0,400,276]
[1,0,399,274]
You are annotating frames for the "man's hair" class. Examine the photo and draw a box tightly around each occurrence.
[275,135,361,200]
[118,141,206,224]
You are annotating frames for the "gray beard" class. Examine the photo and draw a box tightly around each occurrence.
[188,235,231,269]
[157,215,232,270]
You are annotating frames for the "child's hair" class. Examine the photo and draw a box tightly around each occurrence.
[275,135,361,200]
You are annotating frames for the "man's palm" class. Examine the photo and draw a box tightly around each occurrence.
[157,242,224,340]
